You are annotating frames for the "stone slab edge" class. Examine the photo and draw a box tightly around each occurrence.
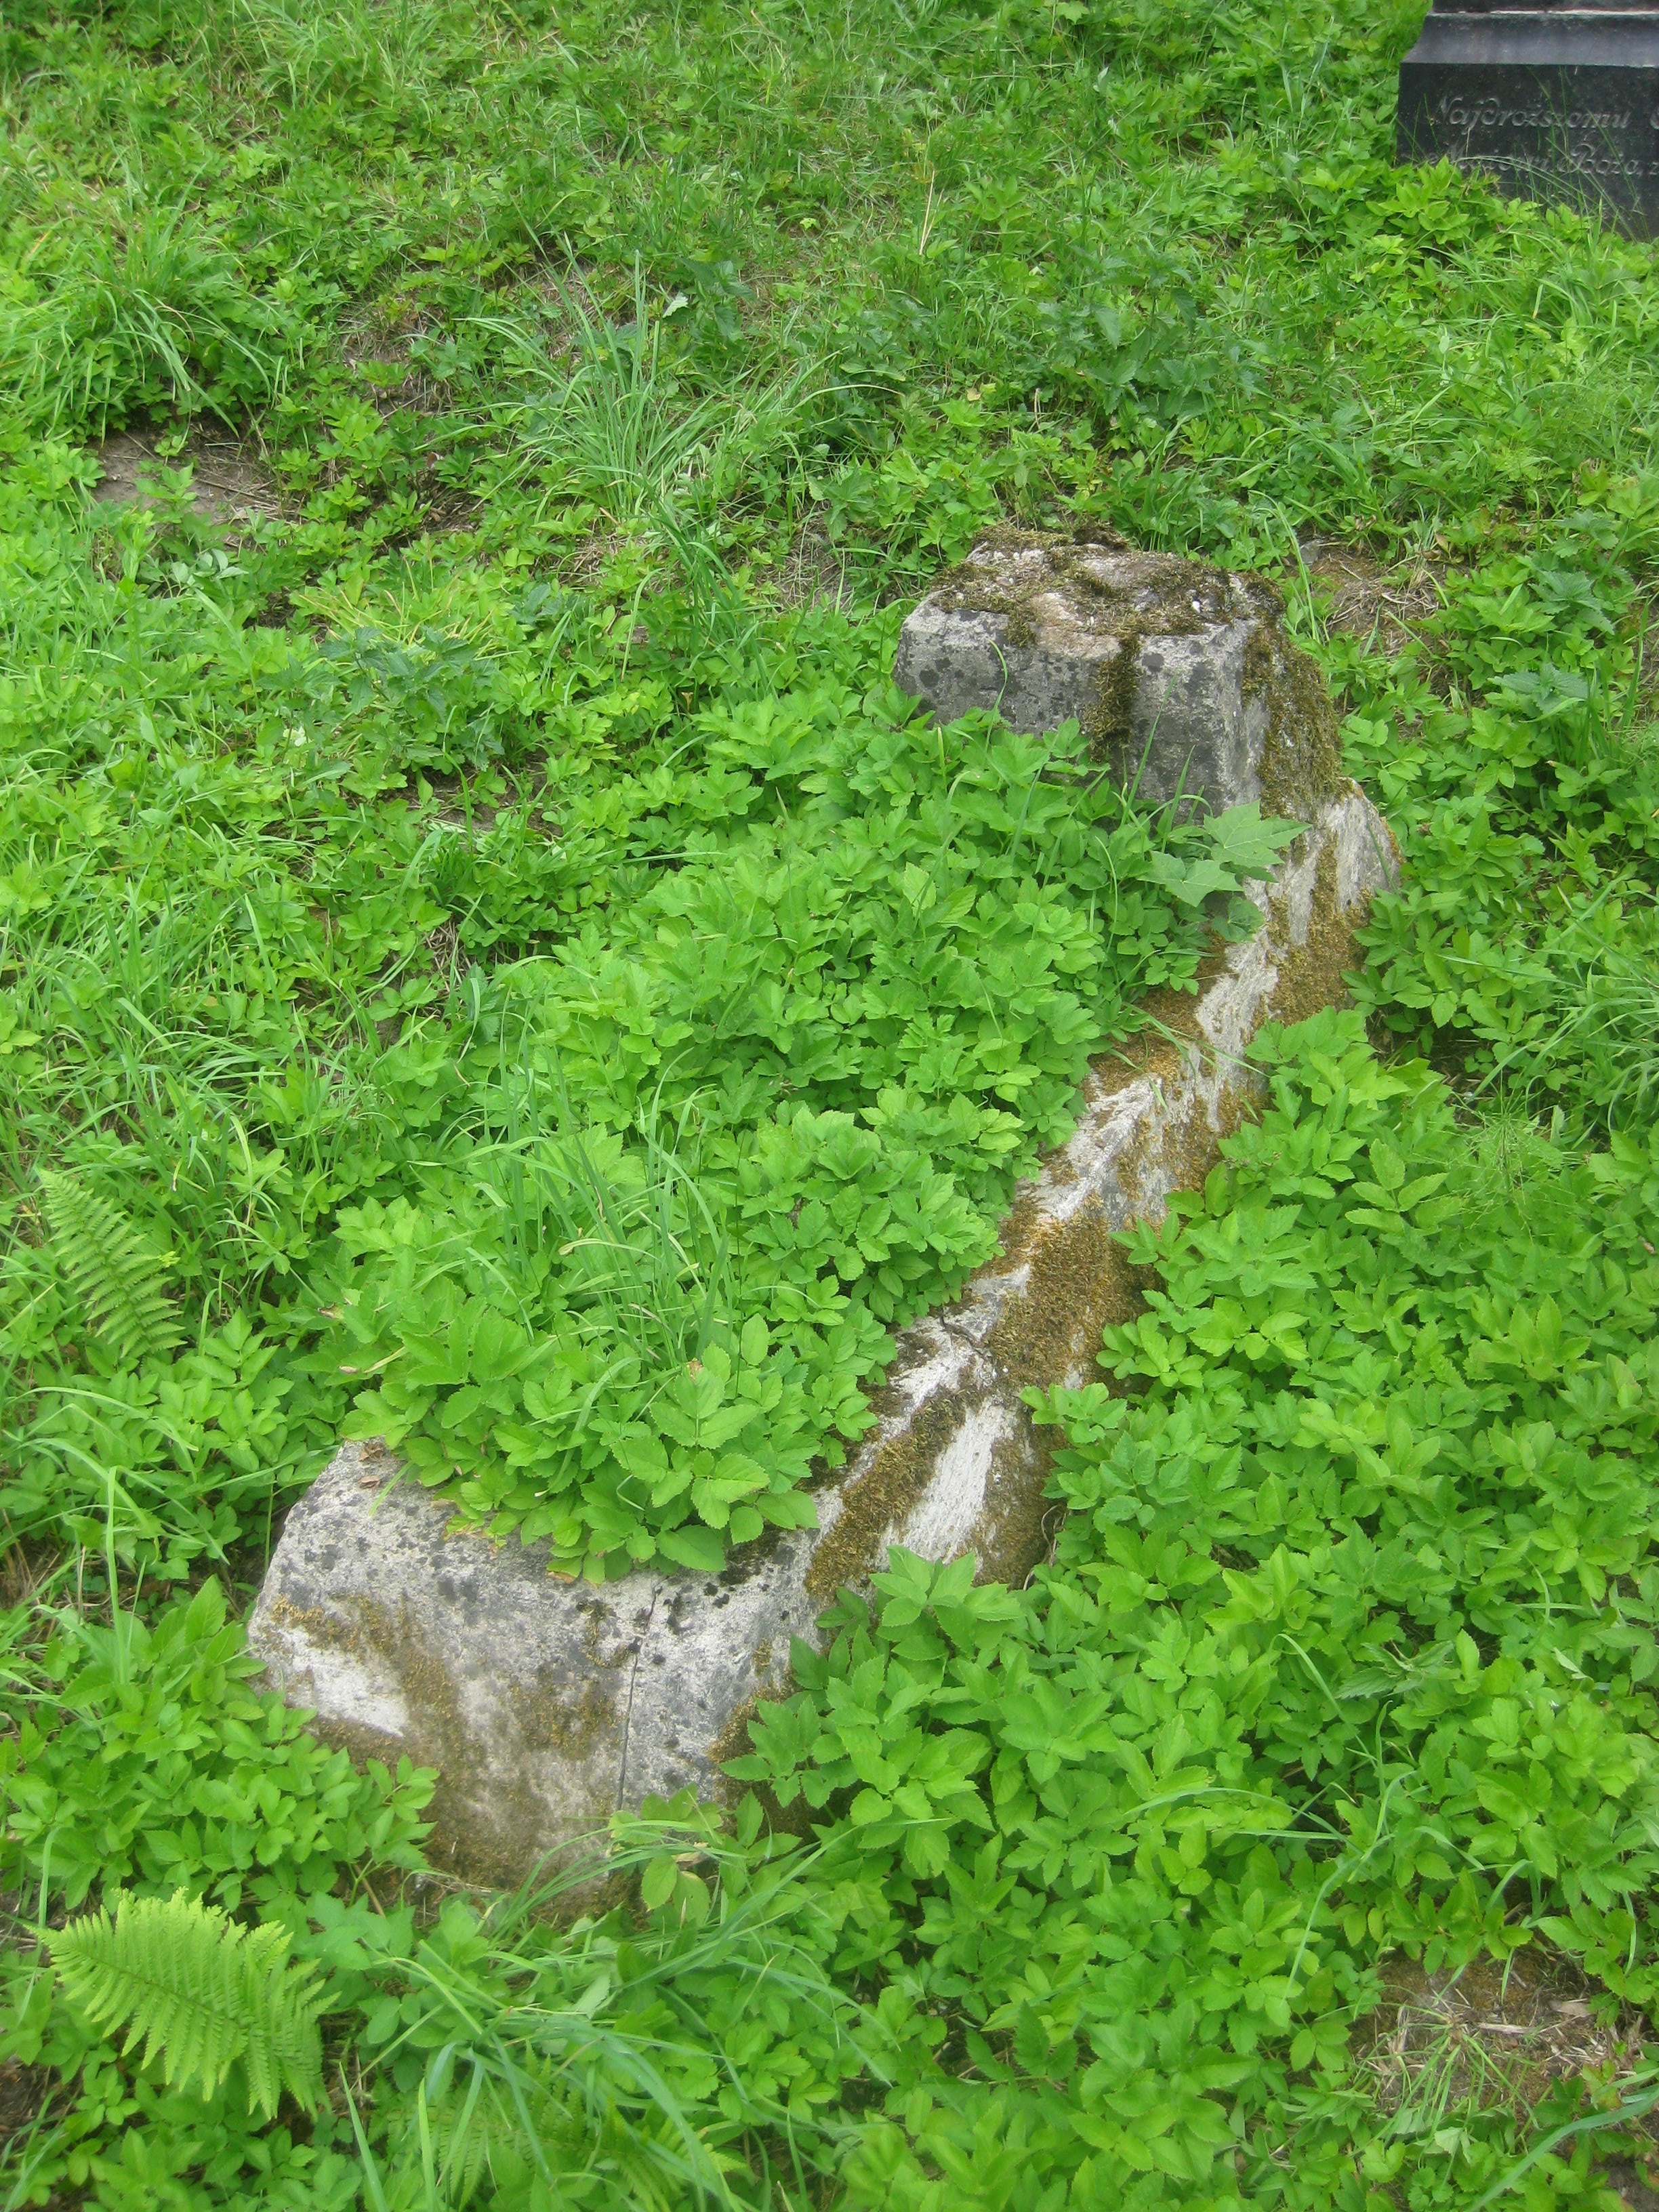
[249,783,1398,1881]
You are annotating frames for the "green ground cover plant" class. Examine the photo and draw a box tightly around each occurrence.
[4,0,1659,2203]
[733,1012,1659,2211]
[0,459,1278,1582]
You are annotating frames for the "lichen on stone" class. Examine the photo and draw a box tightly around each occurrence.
[261,1583,623,1887]
[924,530,1326,785]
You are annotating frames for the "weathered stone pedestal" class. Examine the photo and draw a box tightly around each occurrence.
[1398,0,1659,234]
[890,535,1337,817]
[249,535,1399,1883]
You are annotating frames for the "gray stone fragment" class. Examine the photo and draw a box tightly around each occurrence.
[250,1443,813,1883]
[251,777,1399,1883]
[891,533,1340,817]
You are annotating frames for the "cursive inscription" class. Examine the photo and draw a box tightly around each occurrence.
[1436,92,1633,132]
[1454,152,1659,180]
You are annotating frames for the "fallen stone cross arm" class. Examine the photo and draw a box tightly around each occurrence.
[250,531,1399,1883]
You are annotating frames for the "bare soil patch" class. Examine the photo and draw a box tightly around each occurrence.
[0,2055,52,2150]
[94,428,281,526]
[1296,533,1444,657]
[1355,1946,1658,2203]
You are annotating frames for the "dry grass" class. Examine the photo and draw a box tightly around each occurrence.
[425,916,469,991]
[1296,533,1446,659]
[764,512,852,611]
[557,525,637,588]
[1356,1946,1659,2204]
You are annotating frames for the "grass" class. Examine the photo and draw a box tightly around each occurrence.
[2,0,1659,2203]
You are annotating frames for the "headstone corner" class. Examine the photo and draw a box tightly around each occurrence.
[1397,0,1659,236]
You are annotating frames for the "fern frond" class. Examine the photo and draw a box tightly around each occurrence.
[49,1890,324,2117]
[238,1920,327,2121]
[38,1170,183,1364]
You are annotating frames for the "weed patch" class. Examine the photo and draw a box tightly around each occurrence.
[732,1008,1659,2207]
[4,0,1659,2200]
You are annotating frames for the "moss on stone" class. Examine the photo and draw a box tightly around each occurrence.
[1263,831,1378,1028]
[933,532,1231,628]
[1081,636,1141,762]
[804,1376,983,1601]
[1244,625,1347,815]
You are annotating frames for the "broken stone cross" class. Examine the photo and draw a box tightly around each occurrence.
[249,532,1397,1885]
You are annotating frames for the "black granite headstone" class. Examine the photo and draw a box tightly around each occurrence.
[1397,0,1659,234]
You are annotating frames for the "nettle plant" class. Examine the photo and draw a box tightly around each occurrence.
[321,685,1292,1580]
